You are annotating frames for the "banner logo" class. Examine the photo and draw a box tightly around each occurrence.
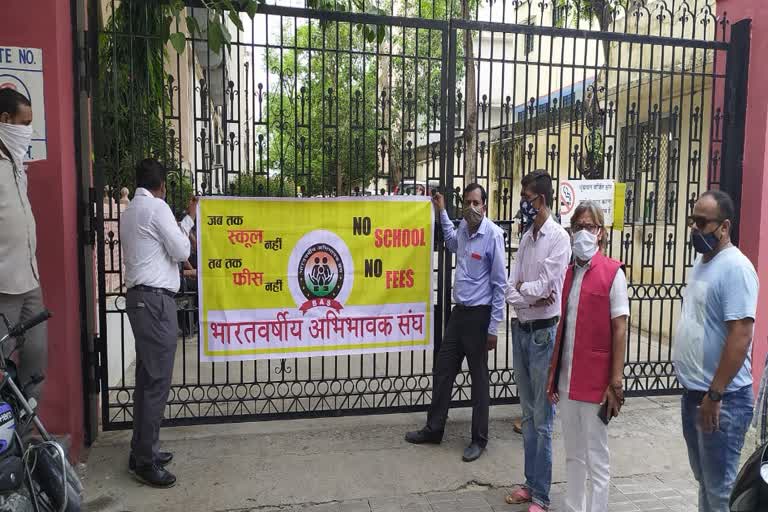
[289,230,353,313]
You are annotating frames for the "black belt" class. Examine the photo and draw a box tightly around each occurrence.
[130,285,177,299]
[683,385,752,401]
[516,316,559,333]
[454,304,491,312]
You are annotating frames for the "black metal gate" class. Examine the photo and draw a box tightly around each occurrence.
[84,0,747,431]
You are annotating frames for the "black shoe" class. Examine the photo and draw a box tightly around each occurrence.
[405,428,443,445]
[132,464,177,488]
[462,442,484,462]
[129,452,174,473]
[156,451,173,466]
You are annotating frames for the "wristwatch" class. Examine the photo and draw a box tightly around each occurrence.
[707,389,723,402]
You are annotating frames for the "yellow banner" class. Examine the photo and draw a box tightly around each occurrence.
[613,183,626,231]
[197,197,435,361]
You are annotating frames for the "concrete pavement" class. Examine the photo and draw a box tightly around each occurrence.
[81,396,753,512]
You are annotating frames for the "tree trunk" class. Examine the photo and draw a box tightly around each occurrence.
[388,101,404,191]
[336,162,344,195]
[377,48,404,192]
[580,0,647,179]
[461,0,478,184]
[580,0,612,179]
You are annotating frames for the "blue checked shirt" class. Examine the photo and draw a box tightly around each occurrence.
[439,209,507,336]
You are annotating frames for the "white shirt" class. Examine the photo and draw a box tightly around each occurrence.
[559,261,630,395]
[505,215,571,323]
[121,188,194,293]
[0,154,39,294]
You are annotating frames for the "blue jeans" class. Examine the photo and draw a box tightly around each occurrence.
[513,322,557,508]
[681,385,754,512]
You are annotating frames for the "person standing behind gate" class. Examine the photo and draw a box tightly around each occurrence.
[505,170,570,512]
[546,201,629,512]
[0,88,48,402]
[405,183,506,462]
[121,159,197,488]
[673,190,758,512]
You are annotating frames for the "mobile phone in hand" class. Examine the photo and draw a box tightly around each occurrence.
[598,401,611,425]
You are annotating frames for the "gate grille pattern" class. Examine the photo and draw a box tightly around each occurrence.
[91,0,734,429]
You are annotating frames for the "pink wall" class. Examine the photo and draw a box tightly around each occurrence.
[719,0,768,390]
[5,1,85,458]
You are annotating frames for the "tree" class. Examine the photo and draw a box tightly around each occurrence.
[96,2,182,195]
[231,172,297,197]
[262,22,380,196]
[554,0,649,178]
[278,0,454,193]
[383,0,453,190]
[460,0,479,183]
[166,0,263,55]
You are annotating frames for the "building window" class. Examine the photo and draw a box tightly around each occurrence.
[619,116,675,224]
[525,18,535,54]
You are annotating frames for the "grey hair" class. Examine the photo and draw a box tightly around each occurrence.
[570,200,607,249]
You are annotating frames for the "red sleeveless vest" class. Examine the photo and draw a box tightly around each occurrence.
[547,252,624,404]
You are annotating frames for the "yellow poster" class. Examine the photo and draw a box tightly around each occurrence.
[197,197,435,362]
[613,183,626,231]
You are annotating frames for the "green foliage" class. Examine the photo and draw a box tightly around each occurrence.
[307,0,388,43]
[263,22,380,195]
[166,171,195,217]
[165,0,263,55]
[553,0,644,30]
[231,172,297,197]
[260,10,451,195]
[96,2,182,194]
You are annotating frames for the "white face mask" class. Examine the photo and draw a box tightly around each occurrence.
[0,123,33,171]
[572,229,599,261]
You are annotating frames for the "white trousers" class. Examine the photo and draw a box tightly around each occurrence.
[559,394,611,512]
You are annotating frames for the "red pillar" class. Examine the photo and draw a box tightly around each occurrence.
[5,1,85,458]
[718,0,768,391]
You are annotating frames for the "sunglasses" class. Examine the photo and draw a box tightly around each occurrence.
[686,215,723,230]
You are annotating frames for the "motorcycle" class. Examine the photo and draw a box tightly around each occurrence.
[0,310,82,512]
[730,440,768,511]
[729,443,768,512]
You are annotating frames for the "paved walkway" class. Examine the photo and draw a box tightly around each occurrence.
[83,396,756,512]
[232,475,700,512]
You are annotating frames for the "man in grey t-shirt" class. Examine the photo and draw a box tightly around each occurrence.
[673,190,758,512]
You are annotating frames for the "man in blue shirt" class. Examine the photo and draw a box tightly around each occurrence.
[405,183,507,462]
[673,190,759,512]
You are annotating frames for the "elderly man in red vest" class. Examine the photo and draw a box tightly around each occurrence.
[547,200,629,512]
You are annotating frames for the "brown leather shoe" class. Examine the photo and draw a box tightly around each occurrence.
[513,417,523,434]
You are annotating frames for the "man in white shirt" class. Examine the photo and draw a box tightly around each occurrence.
[0,88,48,402]
[121,159,196,488]
[505,170,571,512]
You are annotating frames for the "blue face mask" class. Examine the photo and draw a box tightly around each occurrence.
[690,227,721,254]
